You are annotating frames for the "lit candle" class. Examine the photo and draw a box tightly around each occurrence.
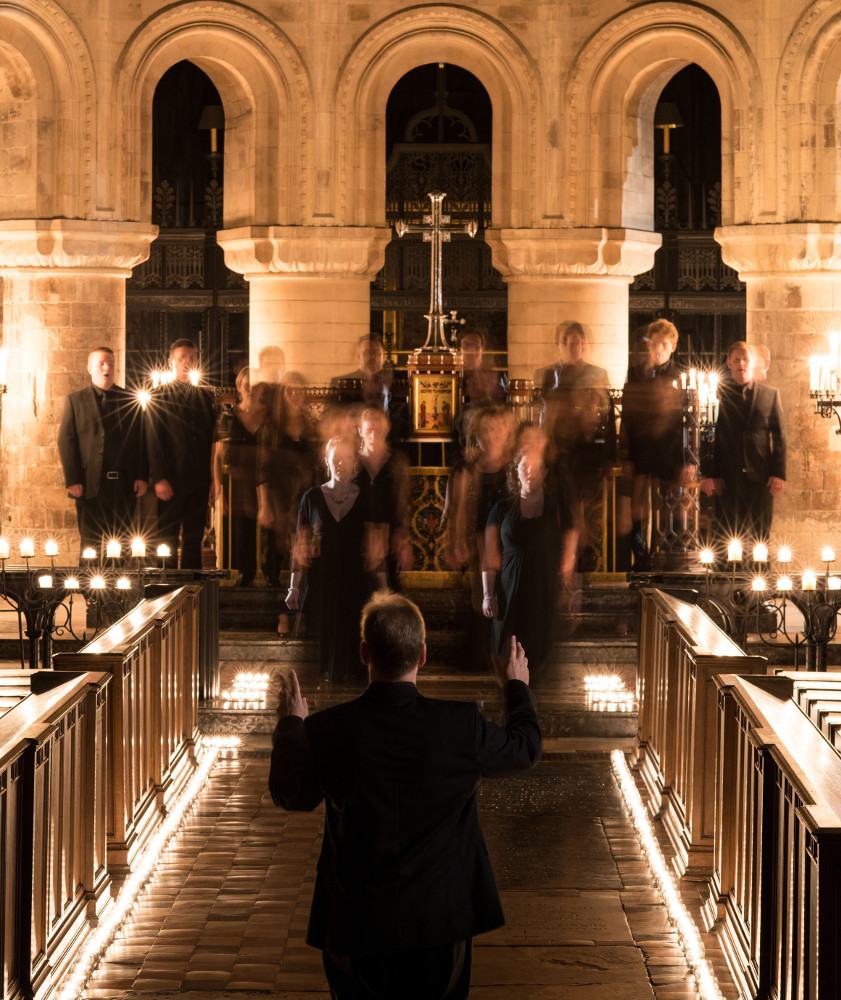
[64,577,79,590]
[823,546,835,563]
[778,546,792,563]
[116,576,132,590]
[680,372,687,390]
[19,538,34,559]
[156,544,171,558]
[699,548,715,565]
[777,575,793,591]
[44,540,58,557]
[90,576,106,590]
[151,371,161,389]
[727,539,742,562]
[37,574,52,589]
[802,570,817,591]
[130,538,146,559]
[137,389,150,411]
[105,540,121,559]
[752,543,769,563]
[752,577,766,592]
[82,546,97,560]
[189,369,201,386]
[0,539,9,560]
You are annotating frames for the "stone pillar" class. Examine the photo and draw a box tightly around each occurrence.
[217,226,391,385]
[716,223,841,559]
[0,220,157,561]
[487,228,661,389]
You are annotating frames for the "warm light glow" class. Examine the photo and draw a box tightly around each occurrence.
[611,751,724,1000]
[19,538,34,559]
[823,546,835,563]
[45,539,59,557]
[137,389,151,411]
[106,540,121,559]
[116,577,132,590]
[90,576,106,590]
[189,369,201,386]
[221,671,271,710]
[752,543,768,562]
[752,577,766,592]
[829,577,841,591]
[0,539,9,560]
[802,570,817,591]
[82,547,97,560]
[38,574,53,589]
[727,539,742,562]
[583,675,636,713]
[777,575,793,592]
[130,537,146,558]
[156,544,171,558]
[699,548,715,565]
[64,577,80,590]
[778,546,792,563]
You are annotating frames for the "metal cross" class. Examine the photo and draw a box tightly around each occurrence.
[395,190,477,353]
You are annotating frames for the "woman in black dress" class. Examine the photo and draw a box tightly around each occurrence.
[481,446,577,679]
[286,436,372,684]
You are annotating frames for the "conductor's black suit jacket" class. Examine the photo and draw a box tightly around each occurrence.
[57,385,147,499]
[145,381,216,490]
[269,679,541,957]
[708,380,786,485]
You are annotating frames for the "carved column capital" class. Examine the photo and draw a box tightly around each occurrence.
[486,227,661,279]
[715,223,841,278]
[0,219,158,273]
[217,225,391,280]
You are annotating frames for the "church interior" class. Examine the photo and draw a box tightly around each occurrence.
[3,1,841,998]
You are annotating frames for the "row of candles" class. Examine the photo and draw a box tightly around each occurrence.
[678,369,719,425]
[809,335,841,394]
[700,542,841,592]
[0,537,168,561]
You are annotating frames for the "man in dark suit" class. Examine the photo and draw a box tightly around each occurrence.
[701,341,786,544]
[269,592,541,1000]
[145,338,216,569]
[58,346,148,556]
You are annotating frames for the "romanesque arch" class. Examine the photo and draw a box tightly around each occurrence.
[0,1,94,219]
[113,2,313,229]
[778,1,841,224]
[566,3,761,231]
[334,5,542,230]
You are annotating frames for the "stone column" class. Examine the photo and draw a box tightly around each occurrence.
[0,220,157,560]
[217,226,391,385]
[716,223,841,559]
[486,228,661,389]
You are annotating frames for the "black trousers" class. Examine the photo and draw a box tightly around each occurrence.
[75,477,136,554]
[715,476,773,545]
[157,486,208,569]
[322,940,472,1000]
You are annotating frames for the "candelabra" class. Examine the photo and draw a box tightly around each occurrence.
[810,341,841,433]
[697,542,841,669]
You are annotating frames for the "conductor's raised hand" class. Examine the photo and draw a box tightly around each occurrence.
[491,635,529,687]
[277,669,308,719]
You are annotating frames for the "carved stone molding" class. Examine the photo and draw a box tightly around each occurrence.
[0,220,159,272]
[486,228,661,279]
[218,226,392,279]
[715,223,841,277]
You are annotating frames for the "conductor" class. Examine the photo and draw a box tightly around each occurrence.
[269,591,541,999]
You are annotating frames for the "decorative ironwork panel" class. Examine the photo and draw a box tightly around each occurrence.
[165,243,205,289]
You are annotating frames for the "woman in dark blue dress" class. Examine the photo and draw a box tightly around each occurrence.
[481,448,577,678]
[286,436,371,684]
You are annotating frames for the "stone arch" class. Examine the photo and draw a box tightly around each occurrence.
[113,3,313,228]
[778,1,841,222]
[0,1,95,218]
[566,3,761,230]
[334,5,542,229]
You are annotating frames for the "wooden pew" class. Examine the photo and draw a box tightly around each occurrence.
[0,669,109,1000]
[53,585,201,877]
[708,672,841,1000]
[635,588,767,878]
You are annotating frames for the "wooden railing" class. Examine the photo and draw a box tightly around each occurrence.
[635,589,768,878]
[0,669,110,1000]
[53,585,201,875]
[706,672,841,1000]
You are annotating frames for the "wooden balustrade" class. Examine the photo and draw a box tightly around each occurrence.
[635,588,768,878]
[707,672,841,999]
[0,669,109,1000]
[53,585,201,875]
